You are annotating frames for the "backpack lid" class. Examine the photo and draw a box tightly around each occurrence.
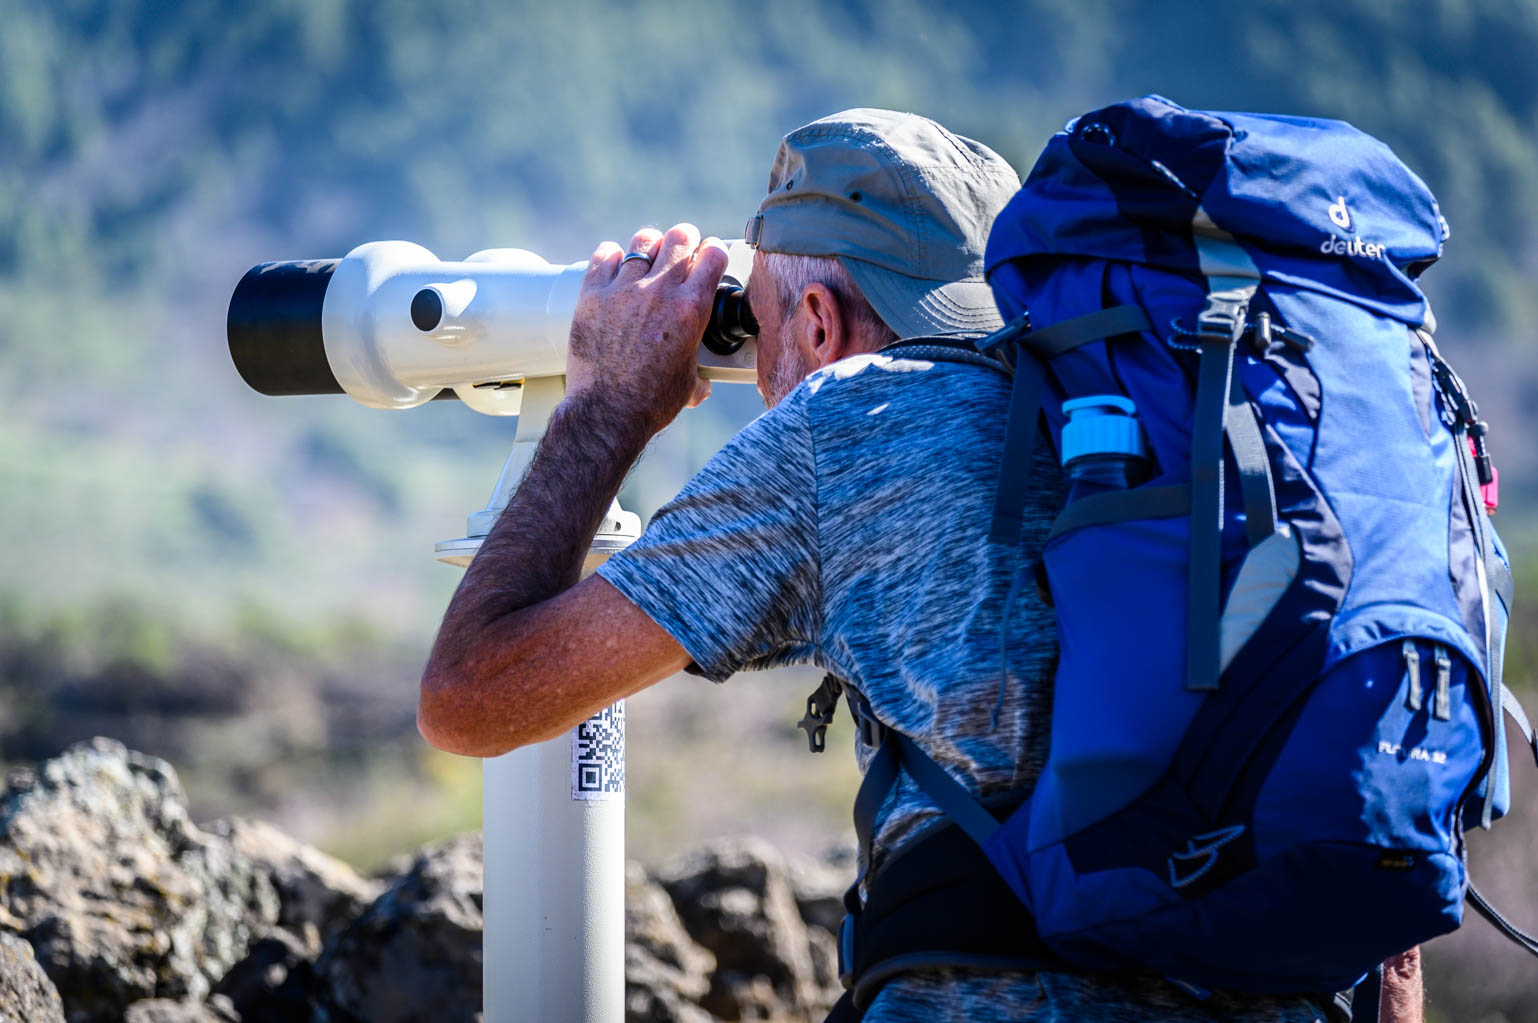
[985,95,1447,326]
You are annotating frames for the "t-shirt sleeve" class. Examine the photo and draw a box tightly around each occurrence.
[596,389,820,683]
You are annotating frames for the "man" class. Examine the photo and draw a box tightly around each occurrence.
[417,110,1369,1021]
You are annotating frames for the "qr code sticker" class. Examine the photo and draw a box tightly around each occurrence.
[571,702,625,801]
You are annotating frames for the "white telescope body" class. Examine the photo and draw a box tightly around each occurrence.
[228,239,758,416]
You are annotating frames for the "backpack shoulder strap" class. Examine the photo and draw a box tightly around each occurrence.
[878,335,1009,374]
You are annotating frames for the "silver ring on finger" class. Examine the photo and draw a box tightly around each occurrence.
[620,251,654,269]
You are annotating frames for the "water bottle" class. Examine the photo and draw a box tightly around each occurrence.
[1061,395,1148,500]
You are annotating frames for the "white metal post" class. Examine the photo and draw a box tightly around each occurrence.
[435,375,637,1023]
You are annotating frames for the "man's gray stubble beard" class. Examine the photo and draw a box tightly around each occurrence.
[764,340,813,409]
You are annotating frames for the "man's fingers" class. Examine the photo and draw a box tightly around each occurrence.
[616,228,664,281]
[584,242,624,290]
[650,223,702,278]
[628,227,664,255]
[683,237,731,303]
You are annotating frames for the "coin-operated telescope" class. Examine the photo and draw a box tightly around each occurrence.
[227,238,759,1023]
[227,239,758,411]
[227,238,757,561]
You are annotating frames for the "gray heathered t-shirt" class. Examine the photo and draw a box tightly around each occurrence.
[597,350,1331,1023]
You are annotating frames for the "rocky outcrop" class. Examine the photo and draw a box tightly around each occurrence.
[312,833,484,1023]
[0,930,66,1023]
[660,838,843,1021]
[211,817,382,940]
[0,738,280,1022]
[122,996,240,1022]
[0,741,855,1023]
[627,861,717,1023]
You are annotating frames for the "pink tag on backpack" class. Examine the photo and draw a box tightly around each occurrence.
[1470,437,1499,514]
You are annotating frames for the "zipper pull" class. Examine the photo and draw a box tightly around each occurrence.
[1403,639,1423,712]
[1433,645,1453,722]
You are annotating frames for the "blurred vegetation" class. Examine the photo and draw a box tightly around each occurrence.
[2,1,1537,1017]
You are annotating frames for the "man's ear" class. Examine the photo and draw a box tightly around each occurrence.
[795,282,853,371]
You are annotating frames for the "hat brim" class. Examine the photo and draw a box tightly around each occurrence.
[839,257,1004,341]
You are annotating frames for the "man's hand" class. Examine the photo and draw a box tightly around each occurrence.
[567,223,729,438]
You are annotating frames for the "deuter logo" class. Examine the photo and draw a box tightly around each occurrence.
[1320,194,1386,259]
[1328,195,1353,231]
[1321,235,1387,259]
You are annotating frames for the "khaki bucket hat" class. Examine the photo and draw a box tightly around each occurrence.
[745,108,1020,340]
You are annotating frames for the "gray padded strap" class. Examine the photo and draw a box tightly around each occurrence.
[1018,304,1152,360]
[1188,330,1239,692]
[1226,369,1278,547]
[1046,484,1192,544]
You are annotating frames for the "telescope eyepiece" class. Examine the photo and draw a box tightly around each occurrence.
[702,277,758,356]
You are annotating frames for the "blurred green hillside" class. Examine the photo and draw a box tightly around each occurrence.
[4,0,1537,631]
[3,2,1538,1019]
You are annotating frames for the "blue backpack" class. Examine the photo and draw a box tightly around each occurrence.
[853,95,1535,999]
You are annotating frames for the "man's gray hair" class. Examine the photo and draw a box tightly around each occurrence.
[760,251,898,348]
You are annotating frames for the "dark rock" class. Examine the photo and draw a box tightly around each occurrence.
[783,853,848,937]
[0,738,279,1022]
[314,833,483,1023]
[0,929,66,1023]
[626,861,715,1022]
[212,817,382,938]
[212,927,320,1023]
[660,837,838,1021]
[121,996,240,1022]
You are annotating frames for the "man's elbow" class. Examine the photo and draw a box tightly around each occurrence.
[418,667,495,753]
[417,665,515,758]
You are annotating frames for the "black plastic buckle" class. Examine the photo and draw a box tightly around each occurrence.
[797,674,844,753]
[1429,352,1496,486]
[975,312,1030,357]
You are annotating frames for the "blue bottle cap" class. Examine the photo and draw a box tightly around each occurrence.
[1061,395,1146,465]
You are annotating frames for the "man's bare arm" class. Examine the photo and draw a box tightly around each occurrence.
[1379,946,1422,1023]
[418,224,728,756]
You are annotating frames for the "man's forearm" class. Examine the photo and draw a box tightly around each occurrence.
[1379,946,1422,1023]
[422,392,650,698]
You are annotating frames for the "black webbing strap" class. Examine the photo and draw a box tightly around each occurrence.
[989,352,1047,545]
[852,737,899,887]
[890,732,1001,844]
[1017,304,1153,360]
[1226,369,1278,546]
[1046,484,1192,545]
[1187,329,1239,692]
[849,719,1000,887]
[987,305,1153,546]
